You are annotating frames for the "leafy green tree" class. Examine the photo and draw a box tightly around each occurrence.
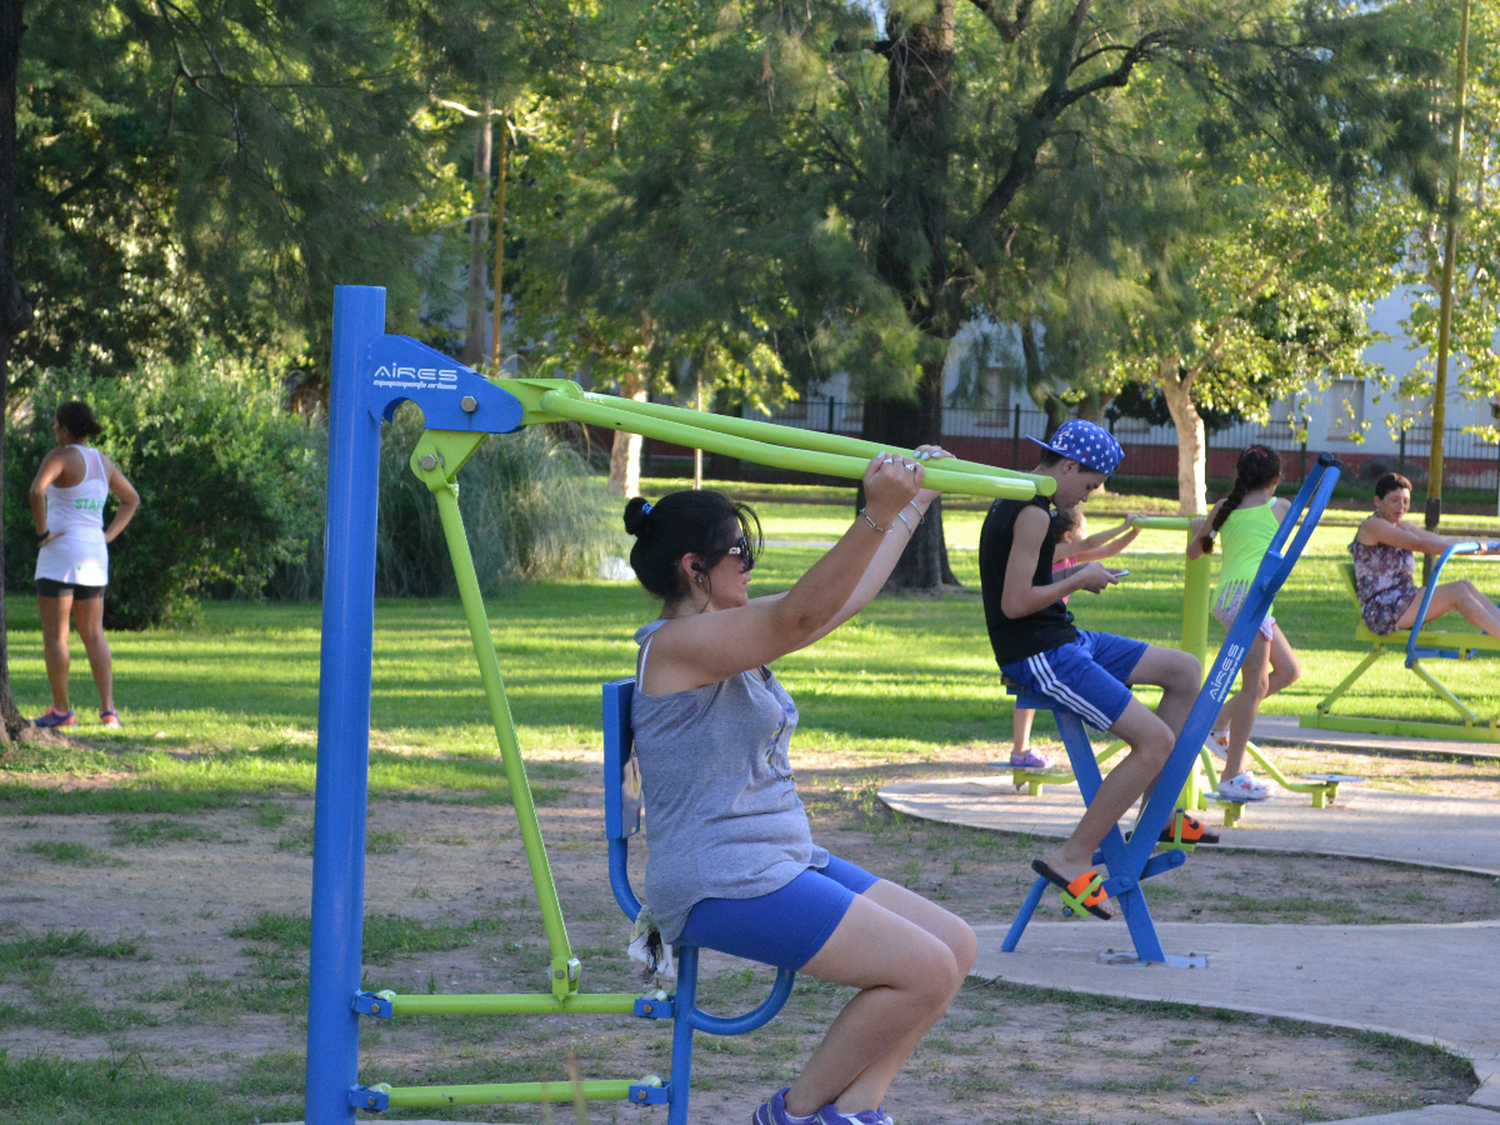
[1111,159,1408,512]
[545,0,1450,587]
[507,5,803,495]
[15,0,474,381]
[1376,2,1499,458]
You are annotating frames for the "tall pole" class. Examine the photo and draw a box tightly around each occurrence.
[692,369,703,489]
[1426,0,1473,538]
[490,110,509,371]
[461,103,493,368]
[305,286,385,1125]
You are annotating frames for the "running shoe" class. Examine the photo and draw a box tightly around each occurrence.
[100,709,122,729]
[1217,771,1271,801]
[1008,749,1052,770]
[33,708,75,729]
[816,1108,893,1125]
[753,1088,818,1125]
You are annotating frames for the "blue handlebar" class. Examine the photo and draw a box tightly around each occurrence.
[1405,540,1500,667]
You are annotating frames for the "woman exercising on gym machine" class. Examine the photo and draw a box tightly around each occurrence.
[1352,473,1500,638]
[623,449,976,1125]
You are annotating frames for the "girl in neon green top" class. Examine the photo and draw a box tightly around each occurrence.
[1188,445,1302,801]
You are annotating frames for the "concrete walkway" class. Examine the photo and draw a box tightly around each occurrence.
[879,772,1500,1120]
[879,775,1500,877]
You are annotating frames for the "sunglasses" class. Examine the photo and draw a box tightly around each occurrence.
[724,535,755,571]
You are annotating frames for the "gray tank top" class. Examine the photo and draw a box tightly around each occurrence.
[632,619,828,943]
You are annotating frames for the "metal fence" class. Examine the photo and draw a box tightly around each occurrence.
[756,399,1500,495]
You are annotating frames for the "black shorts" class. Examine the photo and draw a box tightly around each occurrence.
[36,578,105,601]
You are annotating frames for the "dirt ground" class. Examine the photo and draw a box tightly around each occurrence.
[1,738,1494,1124]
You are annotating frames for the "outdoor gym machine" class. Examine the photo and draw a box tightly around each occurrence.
[1000,453,1342,965]
[1008,515,1360,822]
[1303,539,1500,742]
[307,285,1056,1125]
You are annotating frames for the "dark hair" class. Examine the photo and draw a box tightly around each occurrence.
[1199,445,1281,555]
[1053,507,1084,540]
[1036,450,1065,469]
[1375,472,1412,499]
[624,490,763,604]
[55,401,102,439]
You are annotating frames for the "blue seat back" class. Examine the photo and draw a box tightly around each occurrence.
[602,678,644,918]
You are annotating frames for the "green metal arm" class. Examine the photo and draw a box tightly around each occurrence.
[503,378,1053,500]
[412,430,580,1001]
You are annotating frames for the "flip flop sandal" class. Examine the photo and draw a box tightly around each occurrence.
[1160,811,1219,845]
[1031,859,1111,920]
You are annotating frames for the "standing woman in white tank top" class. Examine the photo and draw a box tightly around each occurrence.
[28,401,140,729]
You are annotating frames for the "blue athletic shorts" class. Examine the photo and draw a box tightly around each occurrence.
[1002,629,1148,732]
[676,854,879,971]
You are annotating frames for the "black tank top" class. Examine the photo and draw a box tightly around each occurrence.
[978,495,1078,666]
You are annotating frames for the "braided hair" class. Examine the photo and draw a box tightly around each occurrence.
[1198,445,1282,555]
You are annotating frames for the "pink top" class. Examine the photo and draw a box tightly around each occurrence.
[1053,555,1077,605]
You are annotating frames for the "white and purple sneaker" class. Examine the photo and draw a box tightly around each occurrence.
[1008,749,1052,771]
[817,1108,893,1125]
[752,1088,819,1125]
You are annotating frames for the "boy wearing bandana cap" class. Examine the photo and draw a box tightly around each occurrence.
[978,421,1204,918]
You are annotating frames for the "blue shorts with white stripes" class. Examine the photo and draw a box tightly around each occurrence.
[1002,630,1148,732]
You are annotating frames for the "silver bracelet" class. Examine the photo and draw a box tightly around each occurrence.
[907,499,925,526]
[895,510,915,535]
[858,507,893,534]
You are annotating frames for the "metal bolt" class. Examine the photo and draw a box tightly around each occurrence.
[553,969,564,979]
[461,395,478,413]
[367,1097,377,1107]
[370,1003,381,1015]
[642,1003,652,1015]
[418,454,438,472]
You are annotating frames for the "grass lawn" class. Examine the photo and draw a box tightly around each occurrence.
[3,490,1498,810]
[1,485,1493,1125]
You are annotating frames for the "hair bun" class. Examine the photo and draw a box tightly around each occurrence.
[623,497,654,537]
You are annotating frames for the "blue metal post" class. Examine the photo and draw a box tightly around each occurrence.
[668,946,698,1125]
[306,286,386,1125]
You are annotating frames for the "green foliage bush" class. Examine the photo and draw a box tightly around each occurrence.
[9,358,618,624]
[7,356,324,629]
[373,405,618,598]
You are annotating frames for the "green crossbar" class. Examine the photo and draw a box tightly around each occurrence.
[381,991,643,1016]
[379,1079,644,1107]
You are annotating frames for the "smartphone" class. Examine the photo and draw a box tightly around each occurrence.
[1109,569,1130,579]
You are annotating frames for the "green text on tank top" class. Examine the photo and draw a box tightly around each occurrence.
[1214,502,1281,605]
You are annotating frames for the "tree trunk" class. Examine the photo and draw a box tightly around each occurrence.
[708,388,742,481]
[861,0,960,592]
[860,357,958,589]
[607,367,648,496]
[0,0,34,737]
[1020,321,1069,440]
[461,103,493,368]
[1157,355,1207,515]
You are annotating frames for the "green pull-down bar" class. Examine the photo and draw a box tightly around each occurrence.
[504,379,1054,500]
